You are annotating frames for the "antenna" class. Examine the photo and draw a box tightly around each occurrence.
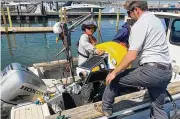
[158,0,160,11]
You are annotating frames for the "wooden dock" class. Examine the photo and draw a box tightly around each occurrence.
[1,11,125,34]
[1,12,126,20]
[45,82,180,119]
[0,27,53,34]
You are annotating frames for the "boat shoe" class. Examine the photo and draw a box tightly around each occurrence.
[94,103,112,117]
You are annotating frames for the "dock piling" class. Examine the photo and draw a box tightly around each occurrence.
[25,16,30,20]
[7,7,16,49]
[63,8,67,23]
[12,34,17,49]
[19,4,22,15]
[6,34,13,56]
[1,8,8,33]
[98,9,102,43]
[41,1,44,15]
[17,16,21,20]
[91,7,93,12]
[7,7,13,27]
[16,6,20,15]
[56,2,58,12]
[35,17,38,21]
[60,7,63,22]
[91,8,94,20]
[116,8,120,32]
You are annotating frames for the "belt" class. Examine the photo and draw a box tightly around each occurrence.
[141,62,172,70]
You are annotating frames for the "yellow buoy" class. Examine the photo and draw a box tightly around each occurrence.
[96,41,130,68]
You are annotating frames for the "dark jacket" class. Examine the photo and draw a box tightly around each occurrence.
[113,22,131,46]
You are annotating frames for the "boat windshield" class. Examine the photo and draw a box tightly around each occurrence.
[170,19,180,45]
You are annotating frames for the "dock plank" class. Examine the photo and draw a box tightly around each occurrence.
[0,27,53,34]
[45,82,180,119]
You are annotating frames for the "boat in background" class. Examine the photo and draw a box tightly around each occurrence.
[62,1,105,12]
[1,1,39,14]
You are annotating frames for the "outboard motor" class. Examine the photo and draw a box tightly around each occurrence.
[1,63,47,105]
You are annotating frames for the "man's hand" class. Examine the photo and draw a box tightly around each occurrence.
[106,72,116,85]
[105,50,138,85]
[95,49,105,56]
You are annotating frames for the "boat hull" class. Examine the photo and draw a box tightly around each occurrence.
[64,7,104,12]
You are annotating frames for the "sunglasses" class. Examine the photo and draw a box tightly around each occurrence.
[86,26,95,30]
[127,7,135,16]
[127,10,131,16]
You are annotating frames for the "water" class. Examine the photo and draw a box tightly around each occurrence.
[1,18,125,70]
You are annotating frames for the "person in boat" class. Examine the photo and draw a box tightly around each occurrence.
[76,20,104,76]
[112,19,135,48]
[95,1,172,119]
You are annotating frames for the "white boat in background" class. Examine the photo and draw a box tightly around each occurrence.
[1,1,39,13]
[2,1,32,6]
[62,1,105,12]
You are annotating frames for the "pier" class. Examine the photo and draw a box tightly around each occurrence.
[0,27,53,34]
[1,0,180,34]
[1,12,125,20]
[1,8,125,34]
[1,8,180,21]
[46,82,180,119]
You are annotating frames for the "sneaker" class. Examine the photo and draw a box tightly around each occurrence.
[94,103,112,117]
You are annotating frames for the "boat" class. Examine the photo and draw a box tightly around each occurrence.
[1,1,39,14]
[61,1,105,12]
[1,12,180,119]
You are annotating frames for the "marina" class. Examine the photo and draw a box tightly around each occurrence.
[1,1,180,119]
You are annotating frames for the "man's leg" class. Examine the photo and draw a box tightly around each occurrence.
[102,68,140,115]
[148,87,168,119]
[101,65,172,117]
[102,79,121,115]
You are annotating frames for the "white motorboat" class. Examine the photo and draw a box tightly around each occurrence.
[1,12,180,119]
[1,1,39,13]
[153,12,180,82]
[62,1,105,12]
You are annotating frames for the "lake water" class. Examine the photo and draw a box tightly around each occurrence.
[1,18,125,70]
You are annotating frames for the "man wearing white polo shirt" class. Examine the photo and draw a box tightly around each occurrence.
[95,1,172,119]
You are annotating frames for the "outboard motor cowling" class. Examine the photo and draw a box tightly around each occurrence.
[1,63,47,105]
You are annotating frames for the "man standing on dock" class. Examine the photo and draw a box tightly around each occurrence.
[95,1,172,119]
